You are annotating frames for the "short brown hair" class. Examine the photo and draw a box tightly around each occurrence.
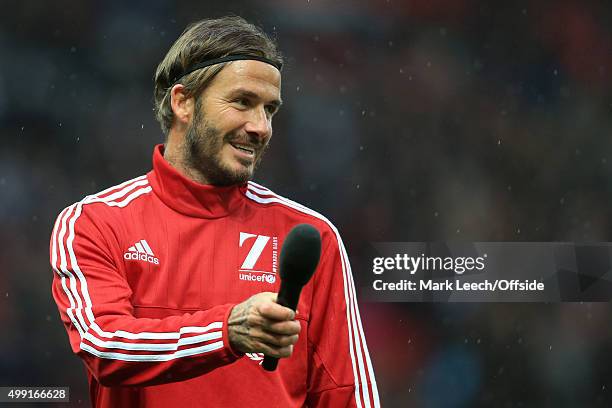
[153,16,283,135]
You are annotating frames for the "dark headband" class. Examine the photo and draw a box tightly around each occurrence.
[170,54,282,85]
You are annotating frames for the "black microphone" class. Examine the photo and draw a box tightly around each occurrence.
[262,223,321,372]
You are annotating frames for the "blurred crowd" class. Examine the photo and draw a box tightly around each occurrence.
[1,0,612,406]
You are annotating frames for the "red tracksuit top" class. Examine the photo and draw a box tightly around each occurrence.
[50,144,379,407]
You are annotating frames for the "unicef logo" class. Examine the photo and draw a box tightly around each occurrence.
[265,274,276,284]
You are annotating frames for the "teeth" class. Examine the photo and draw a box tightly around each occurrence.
[232,144,254,154]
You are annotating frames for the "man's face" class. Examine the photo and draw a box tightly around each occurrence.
[184,60,282,186]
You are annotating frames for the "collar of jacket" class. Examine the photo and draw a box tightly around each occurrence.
[147,144,247,218]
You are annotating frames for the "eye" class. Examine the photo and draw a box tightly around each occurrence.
[234,98,251,108]
[265,104,278,117]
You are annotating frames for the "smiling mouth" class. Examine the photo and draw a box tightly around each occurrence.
[230,143,256,156]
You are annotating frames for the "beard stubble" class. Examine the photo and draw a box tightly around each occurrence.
[184,104,269,186]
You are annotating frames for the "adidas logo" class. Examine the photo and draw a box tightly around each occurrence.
[123,239,159,265]
[245,353,264,365]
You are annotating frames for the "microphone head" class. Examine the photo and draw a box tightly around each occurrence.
[279,224,322,286]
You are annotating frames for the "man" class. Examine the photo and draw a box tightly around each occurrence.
[50,16,379,407]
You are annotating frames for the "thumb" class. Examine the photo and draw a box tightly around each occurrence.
[259,291,277,303]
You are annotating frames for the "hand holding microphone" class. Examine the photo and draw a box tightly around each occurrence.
[262,224,321,371]
[227,224,321,369]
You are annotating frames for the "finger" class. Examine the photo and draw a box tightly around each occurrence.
[258,302,295,321]
[250,329,299,347]
[274,344,294,359]
[256,292,277,302]
[264,319,301,336]
[245,310,299,332]
[258,343,294,359]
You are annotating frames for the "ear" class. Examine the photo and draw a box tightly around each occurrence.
[170,84,195,126]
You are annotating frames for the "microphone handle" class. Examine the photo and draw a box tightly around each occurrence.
[262,283,303,371]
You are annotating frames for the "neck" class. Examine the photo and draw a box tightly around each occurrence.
[148,144,245,219]
[164,130,211,185]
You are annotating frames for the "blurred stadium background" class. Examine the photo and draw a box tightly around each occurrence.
[2,0,612,406]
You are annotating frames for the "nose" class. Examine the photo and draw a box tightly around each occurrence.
[244,106,272,142]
